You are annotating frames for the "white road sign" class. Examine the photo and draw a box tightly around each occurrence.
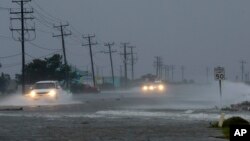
[214,67,225,80]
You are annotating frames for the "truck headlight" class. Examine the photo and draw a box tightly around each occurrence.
[49,90,56,97]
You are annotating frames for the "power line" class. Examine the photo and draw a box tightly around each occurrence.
[0,53,21,59]
[33,0,63,22]
[30,1,82,45]
[25,52,36,59]
[0,35,13,40]
[35,17,54,29]
[1,50,61,69]
[28,42,61,51]
[0,7,10,11]
[31,6,56,26]
[35,27,53,34]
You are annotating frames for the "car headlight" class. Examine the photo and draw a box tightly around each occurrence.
[30,90,36,98]
[158,84,165,91]
[142,86,148,91]
[49,90,56,97]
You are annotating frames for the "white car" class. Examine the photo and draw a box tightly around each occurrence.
[141,80,166,93]
[27,81,61,100]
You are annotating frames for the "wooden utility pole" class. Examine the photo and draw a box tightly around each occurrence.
[240,60,246,82]
[83,35,97,87]
[206,67,210,83]
[103,42,116,87]
[10,0,35,94]
[121,43,130,86]
[128,46,136,81]
[181,65,185,82]
[53,23,71,89]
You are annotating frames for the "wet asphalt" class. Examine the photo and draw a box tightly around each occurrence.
[0,84,241,141]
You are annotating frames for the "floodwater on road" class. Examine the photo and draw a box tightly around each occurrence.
[1,81,248,141]
[0,81,250,120]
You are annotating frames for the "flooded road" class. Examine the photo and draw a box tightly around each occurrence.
[0,82,249,141]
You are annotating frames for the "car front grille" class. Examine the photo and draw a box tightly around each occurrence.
[36,92,48,95]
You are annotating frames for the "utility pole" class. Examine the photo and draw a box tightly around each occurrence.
[159,62,163,79]
[245,73,249,82]
[103,42,116,87]
[171,65,174,82]
[121,43,130,86]
[154,56,163,79]
[240,60,246,82]
[83,34,97,87]
[128,46,136,81]
[206,67,210,83]
[10,0,35,94]
[53,23,71,89]
[164,65,167,81]
[155,57,159,77]
[120,65,123,78]
[181,65,185,82]
[164,65,169,81]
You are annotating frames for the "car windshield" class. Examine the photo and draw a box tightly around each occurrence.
[34,83,55,89]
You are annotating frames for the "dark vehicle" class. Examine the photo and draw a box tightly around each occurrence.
[70,83,100,94]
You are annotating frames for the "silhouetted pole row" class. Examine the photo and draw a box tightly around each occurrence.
[53,23,72,89]
[154,56,163,79]
[120,43,130,86]
[240,60,246,82]
[128,46,136,81]
[171,65,175,82]
[181,65,185,82]
[206,67,210,83]
[164,65,169,81]
[82,35,97,87]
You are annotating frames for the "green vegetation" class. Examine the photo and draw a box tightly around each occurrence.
[0,73,9,94]
[16,54,80,88]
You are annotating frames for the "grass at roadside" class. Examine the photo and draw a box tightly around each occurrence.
[222,127,230,139]
[210,116,249,140]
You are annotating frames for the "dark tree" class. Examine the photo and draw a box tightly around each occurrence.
[22,54,79,87]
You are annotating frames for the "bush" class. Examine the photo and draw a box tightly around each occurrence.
[210,116,249,139]
[222,116,249,127]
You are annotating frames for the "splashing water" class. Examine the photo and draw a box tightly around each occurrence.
[0,91,81,106]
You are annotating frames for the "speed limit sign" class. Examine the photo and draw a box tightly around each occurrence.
[214,66,225,109]
[214,67,225,80]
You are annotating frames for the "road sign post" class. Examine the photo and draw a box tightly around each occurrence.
[214,67,225,109]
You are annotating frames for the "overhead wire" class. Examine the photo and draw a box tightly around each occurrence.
[28,3,83,50]
[0,7,10,11]
[0,35,13,40]
[28,42,62,51]
[0,53,21,59]
[33,0,63,23]
[1,50,62,69]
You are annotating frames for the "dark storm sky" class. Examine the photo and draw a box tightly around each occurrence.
[1,0,250,82]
